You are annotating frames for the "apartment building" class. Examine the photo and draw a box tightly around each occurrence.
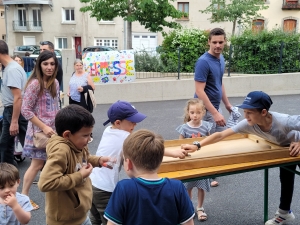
[2,0,300,57]
[0,0,5,41]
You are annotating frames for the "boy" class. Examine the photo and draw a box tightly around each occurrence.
[89,100,147,225]
[0,162,33,225]
[90,100,189,225]
[104,129,195,225]
[182,91,300,225]
[38,104,110,225]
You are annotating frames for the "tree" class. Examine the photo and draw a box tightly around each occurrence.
[79,0,184,49]
[200,0,269,36]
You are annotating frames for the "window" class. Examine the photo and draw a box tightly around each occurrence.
[18,9,26,26]
[178,2,189,19]
[0,11,4,18]
[283,19,297,33]
[32,9,41,27]
[62,8,75,22]
[95,38,118,48]
[56,37,68,49]
[252,19,265,33]
[212,3,224,20]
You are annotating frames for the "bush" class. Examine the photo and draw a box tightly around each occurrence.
[160,28,210,72]
[229,29,300,74]
[134,49,178,72]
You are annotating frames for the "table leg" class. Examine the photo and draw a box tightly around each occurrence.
[264,168,269,222]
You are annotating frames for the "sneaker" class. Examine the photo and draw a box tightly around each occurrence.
[265,210,295,225]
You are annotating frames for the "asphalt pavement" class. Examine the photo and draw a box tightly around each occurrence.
[11,94,300,225]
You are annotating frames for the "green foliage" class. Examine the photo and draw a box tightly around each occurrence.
[200,0,269,35]
[79,0,184,48]
[159,28,210,72]
[134,50,177,72]
[229,29,300,74]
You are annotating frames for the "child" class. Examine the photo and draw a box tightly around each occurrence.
[182,91,300,225]
[37,104,110,225]
[89,100,147,225]
[104,129,195,225]
[0,162,33,225]
[176,98,212,221]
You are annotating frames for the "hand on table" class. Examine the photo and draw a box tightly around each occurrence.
[289,142,300,157]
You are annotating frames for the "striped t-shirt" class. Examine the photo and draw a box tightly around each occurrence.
[176,120,213,138]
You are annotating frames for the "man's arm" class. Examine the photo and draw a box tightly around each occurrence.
[221,83,232,113]
[195,81,226,126]
[10,87,22,136]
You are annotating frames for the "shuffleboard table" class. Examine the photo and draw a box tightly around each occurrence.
[158,134,300,222]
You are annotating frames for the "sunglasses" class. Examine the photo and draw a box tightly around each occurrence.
[40,41,52,45]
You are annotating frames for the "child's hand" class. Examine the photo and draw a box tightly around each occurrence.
[99,156,111,168]
[181,144,198,153]
[169,148,188,159]
[79,163,93,179]
[4,193,18,208]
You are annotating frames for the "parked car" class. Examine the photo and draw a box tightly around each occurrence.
[82,46,117,54]
[30,49,62,59]
[13,45,40,57]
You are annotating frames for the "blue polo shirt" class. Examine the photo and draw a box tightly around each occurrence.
[194,52,225,110]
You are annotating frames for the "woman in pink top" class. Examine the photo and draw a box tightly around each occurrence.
[21,51,60,210]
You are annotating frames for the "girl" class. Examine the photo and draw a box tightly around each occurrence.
[12,55,24,68]
[175,98,212,222]
[21,51,60,210]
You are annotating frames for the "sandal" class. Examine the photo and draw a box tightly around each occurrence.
[211,180,219,187]
[197,207,207,221]
[30,199,40,210]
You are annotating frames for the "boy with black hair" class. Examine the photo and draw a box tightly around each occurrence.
[38,104,110,225]
[0,162,33,225]
[104,129,195,225]
[182,91,300,225]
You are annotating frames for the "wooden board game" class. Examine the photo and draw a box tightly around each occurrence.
[159,134,290,173]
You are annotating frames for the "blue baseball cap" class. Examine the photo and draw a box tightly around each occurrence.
[103,100,147,126]
[236,91,273,110]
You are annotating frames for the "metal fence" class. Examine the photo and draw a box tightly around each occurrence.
[134,42,300,79]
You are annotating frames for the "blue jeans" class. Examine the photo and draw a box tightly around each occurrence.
[81,216,92,225]
[0,107,28,164]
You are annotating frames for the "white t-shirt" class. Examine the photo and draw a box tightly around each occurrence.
[90,126,130,192]
[231,111,300,146]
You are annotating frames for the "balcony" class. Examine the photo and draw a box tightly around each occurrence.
[282,0,300,10]
[3,0,52,4]
[13,20,43,32]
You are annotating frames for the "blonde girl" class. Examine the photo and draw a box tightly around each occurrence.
[175,98,213,221]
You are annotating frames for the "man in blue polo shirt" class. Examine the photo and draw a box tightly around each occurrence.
[194,28,232,187]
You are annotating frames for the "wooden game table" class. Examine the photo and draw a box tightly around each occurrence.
[158,134,300,222]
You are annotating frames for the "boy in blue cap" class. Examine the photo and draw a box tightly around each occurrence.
[182,91,300,225]
[90,100,187,225]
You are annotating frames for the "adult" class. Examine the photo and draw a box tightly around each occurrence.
[0,40,28,165]
[39,41,63,89]
[23,52,35,79]
[68,59,95,112]
[21,51,60,210]
[12,55,24,68]
[182,91,300,225]
[194,28,232,187]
